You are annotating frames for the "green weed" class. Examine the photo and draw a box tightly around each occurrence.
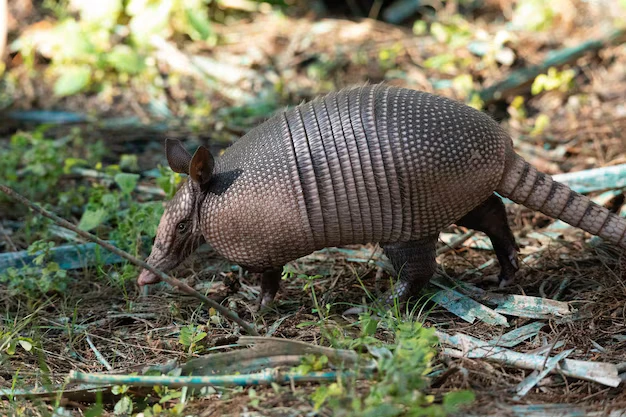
[310,319,474,416]
[0,241,69,299]
[0,131,105,205]
[531,67,576,95]
[179,323,208,355]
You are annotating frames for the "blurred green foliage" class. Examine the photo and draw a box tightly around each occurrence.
[531,67,576,95]
[0,240,70,299]
[0,130,106,204]
[16,0,217,96]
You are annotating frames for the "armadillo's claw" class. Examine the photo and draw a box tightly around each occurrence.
[256,269,281,310]
[496,251,520,288]
[498,271,518,288]
[343,281,415,316]
[343,306,368,315]
[259,292,276,308]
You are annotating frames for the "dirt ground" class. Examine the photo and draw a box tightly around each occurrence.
[1,0,626,416]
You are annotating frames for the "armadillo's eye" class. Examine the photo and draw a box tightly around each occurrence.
[177,221,188,234]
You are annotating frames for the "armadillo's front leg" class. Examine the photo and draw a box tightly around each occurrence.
[259,268,282,307]
[456,194,519,287]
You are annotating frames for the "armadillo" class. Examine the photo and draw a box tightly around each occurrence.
[137,84,626,309]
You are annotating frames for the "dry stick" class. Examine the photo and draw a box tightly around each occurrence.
[0,185,259,336]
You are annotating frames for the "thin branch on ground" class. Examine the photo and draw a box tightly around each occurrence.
[0,184,259,337]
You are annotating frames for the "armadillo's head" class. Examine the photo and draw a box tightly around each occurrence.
[137,139,215,286]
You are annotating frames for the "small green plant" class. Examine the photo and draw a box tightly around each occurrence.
[377,43,404,72]
[0,240,70,299]
[76,162,164,257]
[311,320,474,416]
[531,67,576,95]
[511,0,557,31]
[0,332,34,356]
[0,131,104,205]
[112,384,134,415]
[143,385,186,415]
[178,324,208,355]
[294,354,330,375]
[507,96,527,121]
[157,165,185,198]
[423,53,473,75]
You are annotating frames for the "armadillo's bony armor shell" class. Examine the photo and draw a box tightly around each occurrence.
[202,85,509,270]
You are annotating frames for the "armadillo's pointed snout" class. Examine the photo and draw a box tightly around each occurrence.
[137,268,160,286]
[137,250,165,286]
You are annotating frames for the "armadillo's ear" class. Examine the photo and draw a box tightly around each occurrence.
[165,139,192,174]
[189,146,215,186]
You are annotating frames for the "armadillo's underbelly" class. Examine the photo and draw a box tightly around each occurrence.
[286,84,507,249]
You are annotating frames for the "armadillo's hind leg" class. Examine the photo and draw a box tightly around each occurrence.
[259,268,283,308]
[456,194,519,287]
[381,236,439,305]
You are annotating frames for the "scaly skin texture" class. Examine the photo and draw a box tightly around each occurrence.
[138,84,626,310]
[204,85,506,269]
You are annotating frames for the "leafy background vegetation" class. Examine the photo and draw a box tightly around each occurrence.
[1,0,626,415]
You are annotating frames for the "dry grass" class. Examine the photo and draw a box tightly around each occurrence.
[1,1,626,415]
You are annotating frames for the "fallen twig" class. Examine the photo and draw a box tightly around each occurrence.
[0,185,259,336]
[479,28,626,104]
[85,334,113,371]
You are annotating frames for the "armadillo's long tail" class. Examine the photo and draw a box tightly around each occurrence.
[496,152,626,249]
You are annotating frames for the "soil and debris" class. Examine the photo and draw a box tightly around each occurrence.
[1,0,626,416]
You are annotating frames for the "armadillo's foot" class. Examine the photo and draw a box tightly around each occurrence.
[496,247,519,288]
[256,268,282,309]
[342,281,415,316]
[343,235,438,316]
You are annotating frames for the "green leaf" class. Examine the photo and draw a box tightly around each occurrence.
[531,114,550,136]
[193,331,207,343]
[185,7,212,41]
[63,157,89,174]
[119,154,140,172]
[106,45,146,74]
[78,207,109,231]
[54,66,91,97]
[531,74,547,95]
[127,0,173,46]
[114,173,140,195]
[179,326,192,346]
[52,19,96,60]
[84,404,104,417]
[113,395,133,415]
[361,316,378,336]
[18,339,33,352]
[430,22,449,43]
[6,339,16,355]
[159,390,182,403]
[73,0,122,29]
